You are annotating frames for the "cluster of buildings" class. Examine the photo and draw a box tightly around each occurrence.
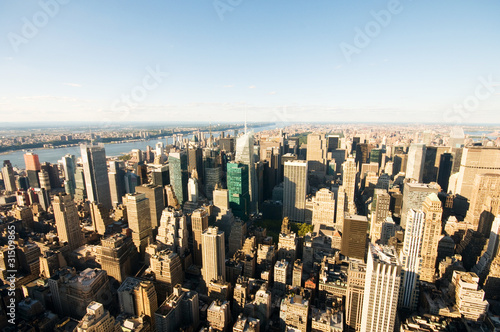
[0,124,500,331]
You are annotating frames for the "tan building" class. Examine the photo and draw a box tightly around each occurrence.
[274,260,289,293]
[346,260,366,332]
[312,188,336,229]
[283,160,309,222]
[136,183,165,229]
[279,291,310,332]
[192,207,209,266]
[76,302,115,332]
[464,173,500,233]
[233,314,260,332]
[98,233,136,283]
[336,186,346,232]
[202,227,226,284]
[292,259,303,288]
[150,249,183,296]
[455,146,500,200]
[307,133,328,174]
[343,157,357,215]
[156,207,189,256]
[89,202,113,235]
[53,193,84,251]
[208,300,231,331]
[370,189,391,244]
[449,271,489,321]
[311,308,343,332]
[420,193,443,283]
[124,193,152,257]
[117,277,158,327]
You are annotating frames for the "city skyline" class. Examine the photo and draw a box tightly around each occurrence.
[1,1,500,123]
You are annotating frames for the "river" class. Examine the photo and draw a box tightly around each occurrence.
[1,124,278,168]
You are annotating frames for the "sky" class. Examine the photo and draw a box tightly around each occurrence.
[1,0,500,125]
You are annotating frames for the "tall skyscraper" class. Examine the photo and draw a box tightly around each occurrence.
[227,162,250,221]
[464,173,500,234]
[202,226,226,284]
[192,207,209,266]
[419,193,443,283]
[52,193,84,251]
[124,193,152,257]
[235,131,257,212]
[59,154,76,198]
[306,133,328,174]
[341,215,368,260]
[360,244,401,332]
[400,182,440,229]
[108,160,126,207]
[117,277,158,325]
[188,146,204,185]
[336,186,347,232]
[370,189,391,244]
[437,152,453,193]
[81,144,112,210]
[455,146,500,200]
[406,143,426,183]
[283,160,308,222]
[399,209,425,311]
[168,151,189,205]
[343,157,357,215]
[24,152,41,171]
[1,160,16,192]
[136,184,165,229]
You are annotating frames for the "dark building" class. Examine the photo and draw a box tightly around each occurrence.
[422,146,438,184]
[219,138,235,154]
[341,215,368,260]
[355,144,372,168]
[152,165,170,187]
[169,151,189,205]
[437,153,453,193]
[227,162,250,221]
[188,147,204,185]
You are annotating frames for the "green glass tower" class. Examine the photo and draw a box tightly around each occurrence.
[169,152,189,205]
[227,162,250,221]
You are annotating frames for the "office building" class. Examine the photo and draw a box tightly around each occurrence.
[283,160,308,222]
[202,226,226,283]
[124,193,153,257]
[307,133,328,174]
[108,160,125,206]
[80,144,112,210]
[99,233,137,283]
[2,160,16,192]
[400,182,440,229]
[24,152,41,171]
[360,244,401,332]
[370,189,391,244]
[343,157,357,215]
[235,131,257,213]
[155,285,199,332]
[150,249,184,296]
[274,260,289,293]
[279,291,310,332]
[76,302,115,332]
[192,207,209,266]
[341,215,368,260]
[227,162,250,221]
[419,193,443,283]
[449,271,489,321]
[346,260,366,332]
[207,300,231,331]
[169,151,189,205]
[464,173,500,234]
[437,153,453,193]
[156,207,189,256]
[406,143,426,183]
[52,193,84,251]
[136,184,165,229]
[312,188,336,229]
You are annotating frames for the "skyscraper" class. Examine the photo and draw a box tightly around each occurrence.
[399,209,425,311]
[343,157,357,215]
[306,133,328,174]
[311,188,336,228]
[81,144,112,210]
[464,173,500,234]
[202,226,226,284]
[235,131,257,212]
[108,160,126,207]
[360,244,401,332]
[437,152,453,193]
[455,146,500,200]
[341,215,368,260]
[400,182,440,229]
[419,193,443,283]
[136,184,165,229]
[370,189,391,244]
[227,162,250,221]
[59,154,76,198]
[24,152,41,171]
[168,151,189,205]
[52,193,84,251]
[124,193,152,257]
[406,143,426,183]
[346,260,366,332]
[283,160,308,223]
[192,207,209,266]
[1,160,16,192]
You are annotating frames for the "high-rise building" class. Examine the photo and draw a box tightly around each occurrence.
[192,207,209,267]
[52,193,84,251]
[464,173,500,234]
[312,188,336,228]
[336,186,347,232]
[292,259,303,288]
[306,133,328,174]
[283,160,308,222]
[360,244,401,332]
[370,189,391,244]
[235,131,257,213]
[136,184,165,229]
[406,143,426,183]
[202,226,226,284]
[151,165,169,187]
[400,182,440,229]
[188,146,203,185]
[455,147,500,200]
[150,249,184,296]
[227,162,250,221]
[274,260,289,293]
[437,153,453,193]
[74,166,87,201]
[99,233,137,283]
[108,160,125,207]
[156,207,189,256]
[207,300,231,332]
[169,151,189,205]
[341,215,368,260]
[399,209,425,311]
[1,160,16,192]
[449,271,489,321]
[343,157,357,215]
[24,152,41,171]
[155,285,199,332]
[279,291,310,332]
[89,202,113,235]
[124,193,152,257]
[59,155,76,197]
[117,277,158,325]
[346,260,366,332]
[419,193,443,283]
[81,144,112,210]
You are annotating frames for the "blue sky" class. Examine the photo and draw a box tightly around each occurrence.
[1,0,500,124]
